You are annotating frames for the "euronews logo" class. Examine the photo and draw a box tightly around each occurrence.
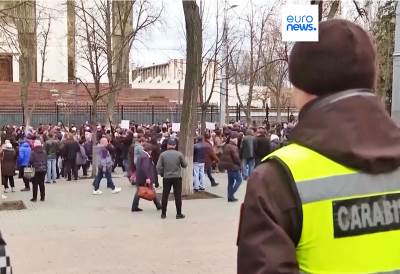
[286,15,317,32]
[282,5,319,42]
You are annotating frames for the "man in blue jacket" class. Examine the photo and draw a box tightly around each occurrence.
[18,140,31,191]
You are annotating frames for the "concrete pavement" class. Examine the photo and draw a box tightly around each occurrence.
[0,171,246,274]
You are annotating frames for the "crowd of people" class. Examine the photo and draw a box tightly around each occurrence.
[0,119,295,214]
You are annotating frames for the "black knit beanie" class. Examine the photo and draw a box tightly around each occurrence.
[289,19,376,96]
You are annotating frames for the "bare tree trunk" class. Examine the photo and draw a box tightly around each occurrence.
[276,97,282,123]
[200,107,207,135]
[15,1,37,128]
[67,0,76,82]
[180,0,202,196]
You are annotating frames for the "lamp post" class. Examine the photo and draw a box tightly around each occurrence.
[219,1,238,126]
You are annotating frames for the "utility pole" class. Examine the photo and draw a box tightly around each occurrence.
[392,2,400,124]
[219,1,238,126]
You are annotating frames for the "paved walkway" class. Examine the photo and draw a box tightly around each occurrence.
[0,171,246,274]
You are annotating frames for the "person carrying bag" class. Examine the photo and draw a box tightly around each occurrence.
[131,142,161,212]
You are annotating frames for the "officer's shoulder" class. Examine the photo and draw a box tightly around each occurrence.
[250,159,292,190]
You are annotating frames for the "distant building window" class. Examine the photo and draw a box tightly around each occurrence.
[0,55,13,82]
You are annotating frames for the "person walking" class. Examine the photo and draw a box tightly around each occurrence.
[204,133,219,187]
[193,136,206,191]
[131,143,161,212]
[1,141,16,193]
[92,137,122,195]
[219,132,242,202]
[18,139,31,191]
[237,19,400,273]
[240,129,255,180]
[29,140,47,202]
[45,133,59,184]
[156,138,187,219]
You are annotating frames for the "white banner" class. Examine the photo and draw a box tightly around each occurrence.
[172,123,181,132]
[121,120,130,129]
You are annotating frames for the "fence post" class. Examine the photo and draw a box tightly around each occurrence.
[22,104,25,125]
[238,104,241,121]
[266,104,269,122]
[210,105,213,122]
[287,106,290,122]
[151,105,155,124]
[56,103,59,123]
[89,105,92,123]
[121,105,124,121]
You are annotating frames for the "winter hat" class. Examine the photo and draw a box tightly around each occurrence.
[289,19,376,96]
[33,140,42,147]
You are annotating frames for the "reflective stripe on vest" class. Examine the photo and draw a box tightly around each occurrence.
[263,144,400,274]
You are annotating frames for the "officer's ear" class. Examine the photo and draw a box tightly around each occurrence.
[293,87,317,111]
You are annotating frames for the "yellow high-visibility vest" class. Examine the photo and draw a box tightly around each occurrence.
[263,144,400,274]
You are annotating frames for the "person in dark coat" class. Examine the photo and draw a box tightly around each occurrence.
[131,142,161,212]
[204,133,219,187]
[1,141,16,192]
[240,129,256,179]
[29,140,47,202]
[83,132,93,176]
[149,136,161,188]
[254,127,271,166]
[218,131,243,202]
[62,134,80,181]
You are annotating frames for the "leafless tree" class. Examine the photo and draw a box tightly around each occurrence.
[102,0,163,126]
[261,20,290,123]
[199,0,234,133]
[0,1,52,128]
[180,0,202,196]
[75,0,113,176]
[231,1,274,124]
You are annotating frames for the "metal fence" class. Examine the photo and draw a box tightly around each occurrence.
[0,104,221,127]
[0,103,297,127]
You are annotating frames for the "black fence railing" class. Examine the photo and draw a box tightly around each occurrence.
[0,103,297,127]
[0,104,221,127]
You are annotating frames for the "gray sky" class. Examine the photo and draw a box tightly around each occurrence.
[132,0,261,67]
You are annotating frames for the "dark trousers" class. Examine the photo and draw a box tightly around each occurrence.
[205,166,216,185]
[56,155,60,178]
[18,166,30,189]
[227,170,242,200]
[92,168,115,190]
[2,176,14,189]
[83,159,91,176]
[132,182,161,210]
[161,177,182,215]
[32,171,46,200]
[65,160,78,180]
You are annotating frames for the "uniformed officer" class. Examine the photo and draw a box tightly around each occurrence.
[237,19,400,273]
